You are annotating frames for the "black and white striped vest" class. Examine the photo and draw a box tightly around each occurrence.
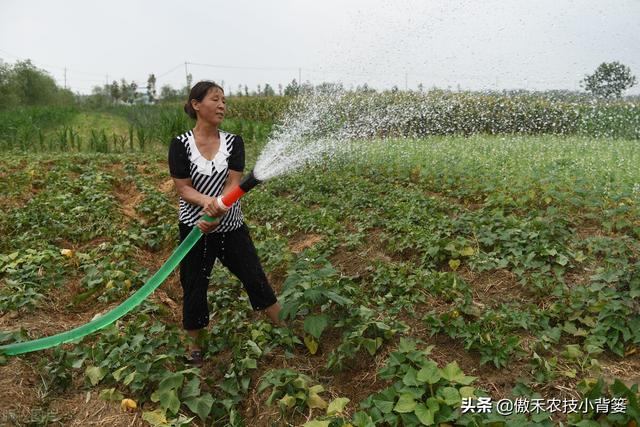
[175,129,244,232]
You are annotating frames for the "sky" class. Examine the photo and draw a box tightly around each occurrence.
[1,0,639,95]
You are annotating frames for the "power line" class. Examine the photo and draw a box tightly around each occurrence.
[0,47,107,76]
[187,61,299,72]
[155,63,184,80]
[0,48,591,94]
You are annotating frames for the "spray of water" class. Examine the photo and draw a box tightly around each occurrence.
[253,86,410,181]
[250,0,639,182]
[254,87,348,181]
[253,85,640,183]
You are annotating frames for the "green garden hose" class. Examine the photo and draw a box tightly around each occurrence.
[0,220,208,356]
[0,168,265,356]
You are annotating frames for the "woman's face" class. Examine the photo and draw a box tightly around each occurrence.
[193,87,226,125]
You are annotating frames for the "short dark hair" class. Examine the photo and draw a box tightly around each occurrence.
[184,81,224,119]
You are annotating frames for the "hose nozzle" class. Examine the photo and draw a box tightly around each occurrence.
[239,169,262,192]
[217,169,262,210]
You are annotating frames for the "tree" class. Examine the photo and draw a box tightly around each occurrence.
[110,80,121,103]
[130,81,138,103]
[159,84,179,101]
[180,73,194,97]
[314,82,343,95]
[582,61,636,98]
[355,83,376,94]
[284,79,300,96]
[85,85,110,108]
[0,60,72,108]
[263,83,275,96]
[119,79,130,102]
[146,73,157,103]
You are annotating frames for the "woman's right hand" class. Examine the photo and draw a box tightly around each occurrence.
[200,195,227,218]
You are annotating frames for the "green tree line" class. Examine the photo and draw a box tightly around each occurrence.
[0,60,75,109]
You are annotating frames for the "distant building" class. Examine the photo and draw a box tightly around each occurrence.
[133,91,155,105]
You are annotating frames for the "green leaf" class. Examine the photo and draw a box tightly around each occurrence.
[123,371,136,386]
[85,365,106,386]
[414,403,436,425]
[438,387,460,406]
[325,291,353,306]
[394,393,417,413]
[181,377,201,399]
[531,410,551,422]
[241,376,250,393]
[158,372,184,392]
[574,421,600,427]
[611,380,640,421]
[562,344,583,360]
[417,361,441,384]
[304,335,319,354]
[459,386,475,399]
[159,389,181,415]
[279,394,296,409]
[373,398,394,414]
[353,411,375,426]
[304,314,329,340]
[426,397,440,411]
[142,409,168,426]
[302,421,331,427]
[307,392,328,410]
[362,337,382,356]
[98,387,124,402]
[112,366,129,381]
[241,356,257,370]
[440,361,475,385]
[398,338,417,353]
[402,368,420,387]
[308,384,324,394]
[245,340,263,357]
[460,247,475,257]
[327,397,350,416]
[280,301,301,320]
[563,321,587,337]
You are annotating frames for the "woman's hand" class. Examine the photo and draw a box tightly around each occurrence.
[200,195,227,218]
[197,217,220,233]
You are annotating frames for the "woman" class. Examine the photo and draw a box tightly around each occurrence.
[168,81,283,366]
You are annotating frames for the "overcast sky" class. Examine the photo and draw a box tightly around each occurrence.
[1,0,639,95]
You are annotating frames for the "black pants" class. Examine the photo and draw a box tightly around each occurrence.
[179,222,278,330]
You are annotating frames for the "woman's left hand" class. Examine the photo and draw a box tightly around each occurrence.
[197,217,220,233]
